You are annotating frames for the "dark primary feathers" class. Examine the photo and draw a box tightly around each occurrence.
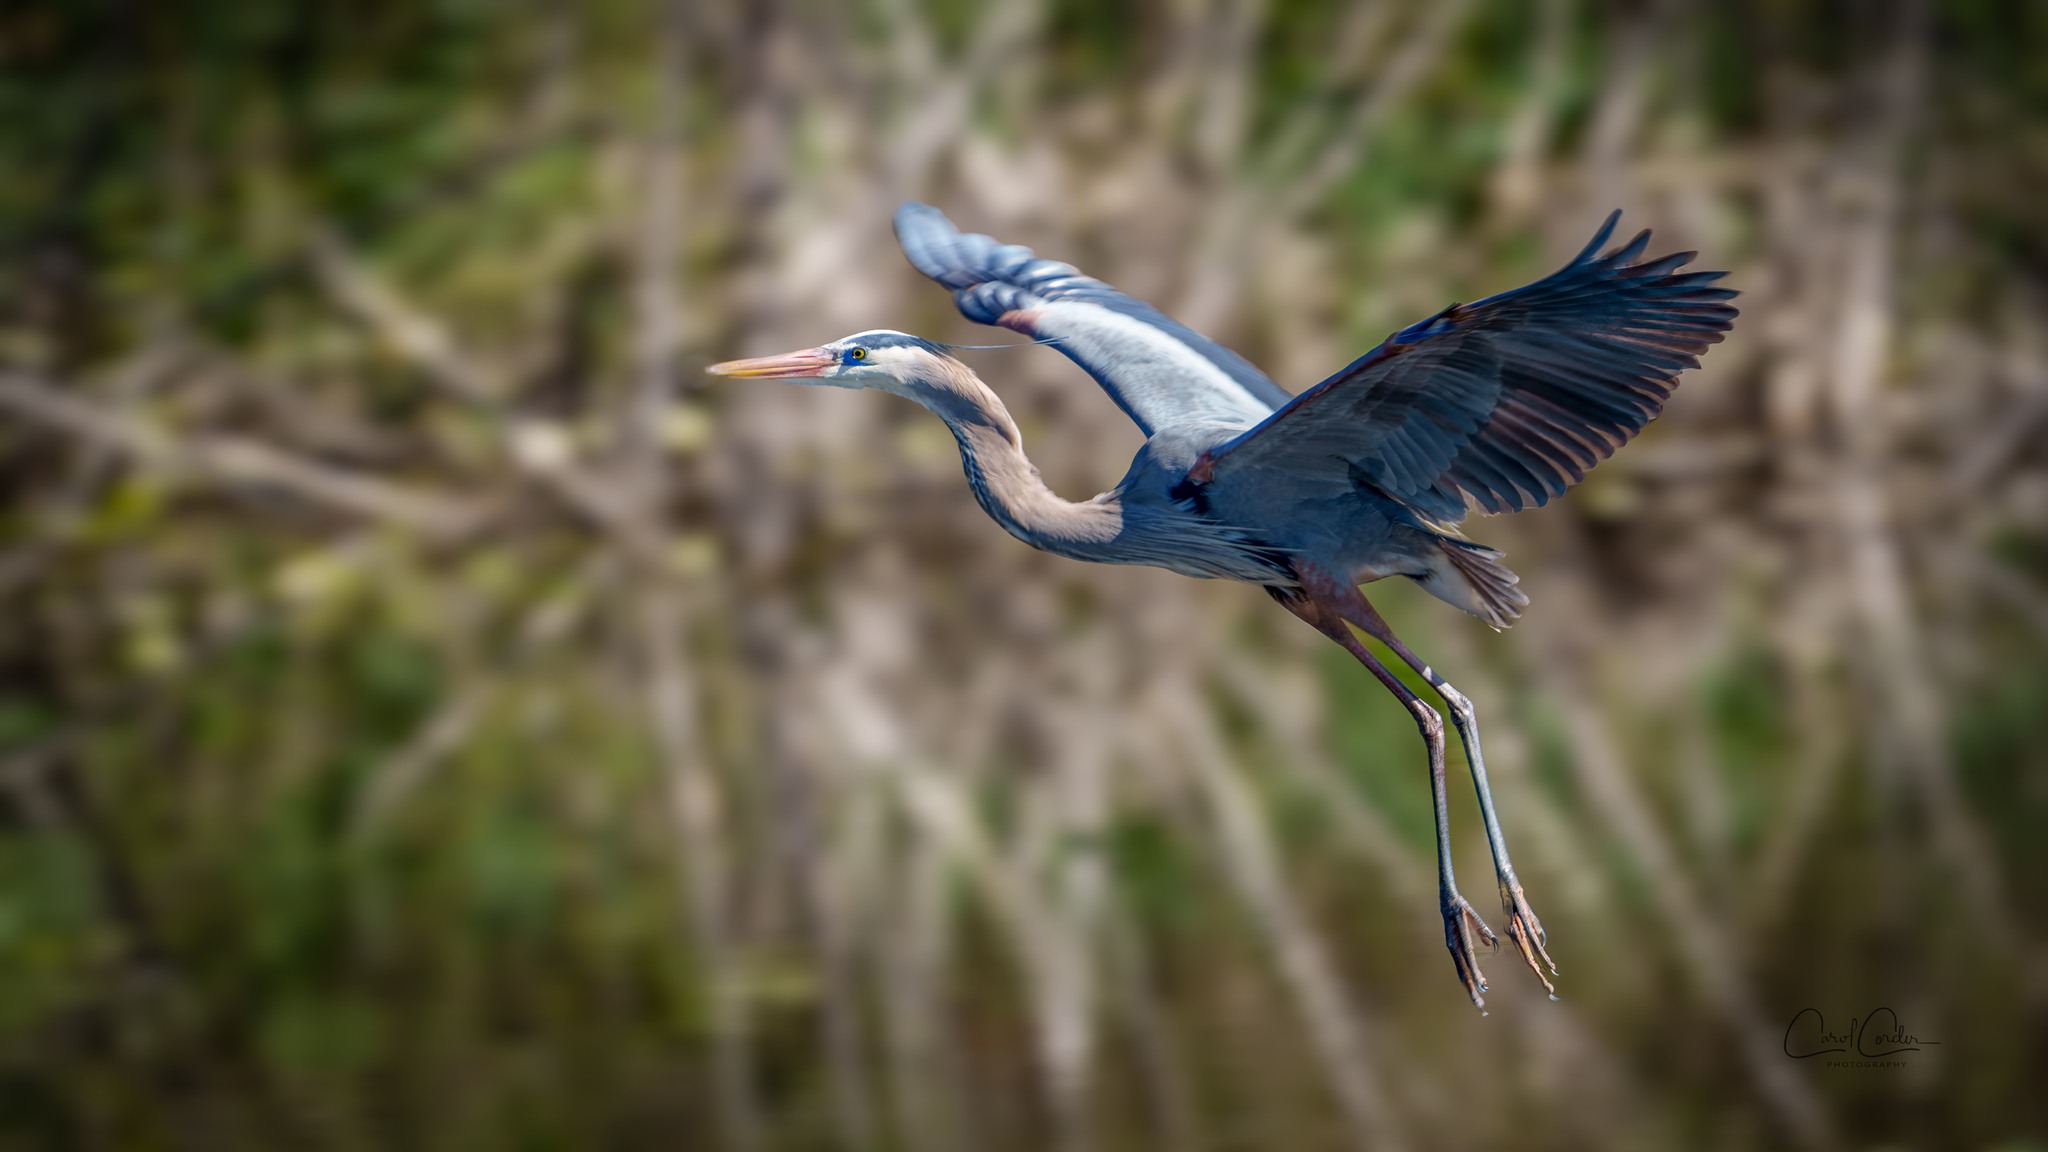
[894,202,1292,436]
[1208,211,1739,522]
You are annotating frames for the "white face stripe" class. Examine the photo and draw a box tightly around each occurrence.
[1038,301,1276,429]
[863,344,927,374]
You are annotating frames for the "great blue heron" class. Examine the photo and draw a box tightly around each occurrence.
[710,204,1737,1009]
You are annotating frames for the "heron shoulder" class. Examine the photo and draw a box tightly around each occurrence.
[1134,420,1260,477]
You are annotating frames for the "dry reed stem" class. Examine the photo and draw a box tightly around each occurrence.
[1159,683,1409,1152]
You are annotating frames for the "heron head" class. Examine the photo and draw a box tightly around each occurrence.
[707,329,953,393]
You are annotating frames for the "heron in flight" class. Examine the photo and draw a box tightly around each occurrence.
[710,204,1736,1009]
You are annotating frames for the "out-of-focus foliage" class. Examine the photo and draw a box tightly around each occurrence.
[2,1,2045,1149]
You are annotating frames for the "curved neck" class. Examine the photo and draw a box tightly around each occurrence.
[898,359,1125,560]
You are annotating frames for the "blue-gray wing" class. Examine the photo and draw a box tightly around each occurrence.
[1205,212,1738,523]
[893,202,1291,437]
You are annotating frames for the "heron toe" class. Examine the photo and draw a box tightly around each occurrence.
[1498,875,1558,999]
[1441,891,1498,1012]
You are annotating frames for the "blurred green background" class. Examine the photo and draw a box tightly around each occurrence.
[3,1,2046,1149]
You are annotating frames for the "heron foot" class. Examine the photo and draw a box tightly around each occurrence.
[1441,890,1497,1012]
[1498,874,1558,999]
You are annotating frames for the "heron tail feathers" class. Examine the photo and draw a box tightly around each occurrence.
[1413,537,1528,631]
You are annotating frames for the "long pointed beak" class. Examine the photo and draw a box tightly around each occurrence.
[706,347,835,378]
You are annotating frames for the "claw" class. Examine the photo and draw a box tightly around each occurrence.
[1442,893,1497,1011]
[1497,874,1559,998]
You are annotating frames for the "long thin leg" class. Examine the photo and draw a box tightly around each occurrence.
[1332,594,1558,996]
[1271,587,1498,1010]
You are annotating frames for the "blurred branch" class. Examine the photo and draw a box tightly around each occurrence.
[1278,0,1478,218]
[308,230,499,408]
[304,226,672,564]
[1104,918,1202,1152]
[1214,655,1432,908]
[1187,0,1268,180]
[0,742,68,831]
[0,371,487,536]
[1945,333,2048,503]
[1488,0,1574,224]
[1578,2,1667,208]
[0,344,196,601]
[878,832,972,1152]
[1950,550,2048,641]
[1013,704,1112,1151]
[1519,598,1837,1149]
[1178,0,1474,334]
[347,681,495,837]
[1743,664,1850,938]
[879,0,1046,194]
[1160,685,1409,1152]
[348,553,609,838]
[1822,0,2034,989]
[626,8,766,1150]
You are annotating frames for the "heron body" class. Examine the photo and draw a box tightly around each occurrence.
[711,205,1737,1009]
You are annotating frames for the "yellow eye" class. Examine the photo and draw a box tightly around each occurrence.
[848,347,866,361]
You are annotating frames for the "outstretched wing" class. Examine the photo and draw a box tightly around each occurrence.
[1205,212,1738,523]
[893,202,1291,437]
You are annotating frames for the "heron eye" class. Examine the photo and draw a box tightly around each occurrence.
[846,347,867,362]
